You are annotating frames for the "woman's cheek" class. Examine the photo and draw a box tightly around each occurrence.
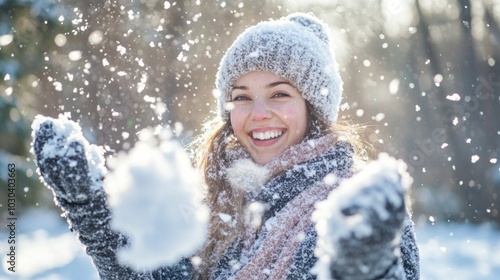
[281,102,308,138]
[230,108,246,135]
[280,106,297,122]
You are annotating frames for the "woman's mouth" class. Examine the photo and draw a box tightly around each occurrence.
[249,129,285,147]
[252,130,283,140]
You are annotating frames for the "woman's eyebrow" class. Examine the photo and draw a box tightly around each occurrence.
[231,85,248,91]
[266,81,293,88]
[231,81,292,91]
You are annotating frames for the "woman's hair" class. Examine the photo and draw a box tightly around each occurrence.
[189,101,370,277]
[306,102,371,160]
[190,118,244,278]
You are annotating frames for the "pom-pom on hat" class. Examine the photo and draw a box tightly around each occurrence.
[215,13,343,124]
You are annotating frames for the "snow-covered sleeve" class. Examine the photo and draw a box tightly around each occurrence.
[31,115,194,279]
[400,215,420,280]
[312,153,419,280]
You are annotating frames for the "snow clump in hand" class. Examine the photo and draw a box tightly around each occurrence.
[105,126,208,270]
[312,153,412,279]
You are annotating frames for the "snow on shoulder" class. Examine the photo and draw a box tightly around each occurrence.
[105,127,208,270]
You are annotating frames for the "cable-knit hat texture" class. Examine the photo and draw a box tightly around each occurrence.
[216,13,343,124]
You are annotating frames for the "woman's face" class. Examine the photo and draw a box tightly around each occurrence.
[230,71,308,165]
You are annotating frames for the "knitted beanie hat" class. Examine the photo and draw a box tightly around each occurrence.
[215,12,343,124]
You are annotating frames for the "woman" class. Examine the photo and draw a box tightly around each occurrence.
[32,13,419,279]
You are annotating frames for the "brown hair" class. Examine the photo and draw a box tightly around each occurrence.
[305,102,372,160]
[189,102,370,277]
[190,118,244,278]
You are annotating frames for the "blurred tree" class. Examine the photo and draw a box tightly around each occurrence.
[0,0,73,215]
[411,0,500,223]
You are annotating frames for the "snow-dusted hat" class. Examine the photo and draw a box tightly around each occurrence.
[216,12,343,124]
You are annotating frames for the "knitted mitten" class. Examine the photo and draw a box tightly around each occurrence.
[32,116,105,204]
[313,154,411,280]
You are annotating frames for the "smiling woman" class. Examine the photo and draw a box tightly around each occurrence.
[191,12,419,279]
[31,12,420,280]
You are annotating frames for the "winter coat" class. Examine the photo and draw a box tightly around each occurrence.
[33,122,419,280]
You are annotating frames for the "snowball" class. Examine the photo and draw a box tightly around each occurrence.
[105,127,208,270]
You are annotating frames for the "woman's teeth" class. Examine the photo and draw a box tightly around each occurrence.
[252,130,283,140]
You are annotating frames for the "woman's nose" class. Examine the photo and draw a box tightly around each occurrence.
[251,99,272,121]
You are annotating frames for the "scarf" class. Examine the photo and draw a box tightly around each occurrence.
[217,134,357,279]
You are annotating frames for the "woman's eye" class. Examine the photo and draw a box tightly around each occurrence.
[273,92,290,98]
[232,95,250,101]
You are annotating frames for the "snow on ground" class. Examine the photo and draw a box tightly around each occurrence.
[1,209,499,279]
[0,209,99,280]
[416,221,500,279]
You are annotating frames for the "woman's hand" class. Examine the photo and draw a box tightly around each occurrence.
[313,154,412,280]
[32,115,106,204]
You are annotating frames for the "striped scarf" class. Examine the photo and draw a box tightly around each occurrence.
[217,135,357,279]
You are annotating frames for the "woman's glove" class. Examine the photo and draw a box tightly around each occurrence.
[32,115,106,204]
[31,115,149,279]
[313,154,412,280]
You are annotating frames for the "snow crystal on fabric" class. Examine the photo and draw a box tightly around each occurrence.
[226,158,270,191]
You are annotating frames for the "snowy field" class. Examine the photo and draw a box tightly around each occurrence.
[1,209,499,280]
